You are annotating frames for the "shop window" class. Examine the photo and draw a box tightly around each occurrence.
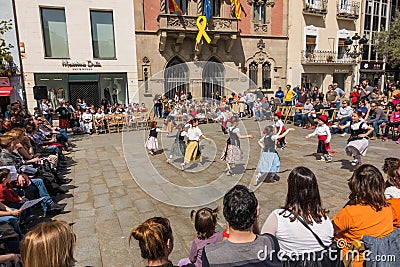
[40,8,69,58]
[34,74,68,107]
[249,62,258,88]
[90,11,116,59]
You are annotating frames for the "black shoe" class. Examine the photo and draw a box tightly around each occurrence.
[57,187,68,194]
[48,202,64,212]
[58,178,72,185]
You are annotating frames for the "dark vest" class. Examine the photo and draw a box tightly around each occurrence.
[348,122,368,142]
[229,127,240,147]
[149,128,158,138]
[263,135,276,153]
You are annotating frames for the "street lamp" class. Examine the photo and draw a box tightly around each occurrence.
[344,33,369,60]
[344,33,368,91]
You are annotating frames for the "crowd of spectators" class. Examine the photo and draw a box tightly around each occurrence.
[132,160,400,267]
[0,100,75,266]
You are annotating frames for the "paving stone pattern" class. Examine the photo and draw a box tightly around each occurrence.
[54,118,399,266]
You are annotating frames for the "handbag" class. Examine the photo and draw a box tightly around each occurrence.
[282,215,343,267]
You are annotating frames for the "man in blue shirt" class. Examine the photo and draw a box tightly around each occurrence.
[275,87,284,103]
[333,83,345,109]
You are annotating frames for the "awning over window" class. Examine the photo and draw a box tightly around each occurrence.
[0,86,13,97]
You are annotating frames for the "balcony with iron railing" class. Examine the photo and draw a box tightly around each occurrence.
[301,50,355,64]
[337,1,360,20]
[303,0,328,16]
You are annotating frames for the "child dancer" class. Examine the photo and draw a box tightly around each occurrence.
[167,124,187,164]
[220,116,253,176]
[178,207,222,267]
[254,126,294,185]
[273,112,287,149]
[305,115,333,162]
[339,111,374,166]
[145,121,168,155]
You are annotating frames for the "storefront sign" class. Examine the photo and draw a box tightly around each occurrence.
[334,69,350,73]
[360,61,384,71]
[61,60,102,70]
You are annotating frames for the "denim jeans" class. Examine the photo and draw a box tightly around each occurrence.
[255,109,264,120]
[371,120,387,137]
[0,215,23,240]
[44,114,53,126]
[339,116,352,133]
[23,178,53,212]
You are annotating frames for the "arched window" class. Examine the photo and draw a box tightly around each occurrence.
[202,58,224,99]
[167,0,188,15]
[164,57,189,99]
[262,62,271,89]
[249,62,258,88]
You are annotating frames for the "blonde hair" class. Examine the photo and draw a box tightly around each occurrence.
[130,217,173,261]
[21,221,76,267]
[0,135,15,148]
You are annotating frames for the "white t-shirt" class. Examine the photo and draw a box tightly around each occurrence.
[82,113,93,121]
[261,209,334,254]
[385,186,400,199]
[187,126,203,141]
[274,119,284,135]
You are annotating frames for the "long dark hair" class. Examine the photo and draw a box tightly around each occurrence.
[348,164,388,211]
[281,166,329,224]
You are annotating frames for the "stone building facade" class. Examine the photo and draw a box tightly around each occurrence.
[287,0,362,94]
[134,0,288,103]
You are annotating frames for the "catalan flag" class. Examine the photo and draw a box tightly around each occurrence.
[230,0,242,20]
[168,0,183,15]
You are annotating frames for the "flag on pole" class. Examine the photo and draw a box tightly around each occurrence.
[230,0,242,20]
[204,0,211,20]
[168,0,183,15]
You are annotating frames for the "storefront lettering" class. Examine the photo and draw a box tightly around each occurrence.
[61,60,102,69]
[334,69,350,73]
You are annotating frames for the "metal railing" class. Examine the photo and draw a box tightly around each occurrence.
[337,1,360,19]
[303,0,328,15]
[301,50,355,64]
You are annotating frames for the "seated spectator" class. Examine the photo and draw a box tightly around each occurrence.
[333,164,393,266]
[382,103,400,143]
[81,109,93,134]
[179,208,222,267]
[261,167,334,262]
[202,185,280,266]
[307,98,325,128]
[299,98,314,128]
[355,99,368,117]
[21,220,76,267]
[332,100,353,134]
[130,217,182,267]
[0,202,22,242]
[366,103,388,140]
[386,165,400,228]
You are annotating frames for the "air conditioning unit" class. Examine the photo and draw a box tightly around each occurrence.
[0,77,10,86]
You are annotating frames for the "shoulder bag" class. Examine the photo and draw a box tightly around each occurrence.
[282,215,343,267]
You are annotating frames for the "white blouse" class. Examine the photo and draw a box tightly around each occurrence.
[261,209,334,254]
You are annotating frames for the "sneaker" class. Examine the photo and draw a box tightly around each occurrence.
[317,156,326,162]
[382,137,388,142]
[370,136,378,140]
[167,159,171,164]
[326,155,332,162]
[197,162,204,168]
[340,133,347,137]
[226,171,234,176]
[253,174,261,186]
[180,163,185,171]
[351,159,359,166]
[149,151,155,155]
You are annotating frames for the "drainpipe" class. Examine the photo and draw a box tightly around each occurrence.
[11,0,26,104]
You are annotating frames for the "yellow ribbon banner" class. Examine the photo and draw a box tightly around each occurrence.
[196,16,211,44]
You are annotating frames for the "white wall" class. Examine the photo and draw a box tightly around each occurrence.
[14,0,139,109]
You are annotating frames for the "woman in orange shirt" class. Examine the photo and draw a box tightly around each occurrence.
[333,164,393,267]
